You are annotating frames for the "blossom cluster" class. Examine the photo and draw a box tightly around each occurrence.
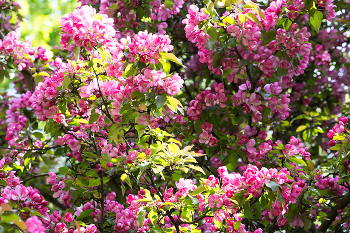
[60,5,115,51]
[149,0,185,22]
[127,31,173,64]
[5,91,32,146]
[182,3,312,82]
[0,31,48,71]
[187,83,227,121]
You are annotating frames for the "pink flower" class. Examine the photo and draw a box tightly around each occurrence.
[64,212,74,222]
[201,122,213,132]
[86,224,97,233]
[55,222,67,233]
[208,194,223,208]
[47,172,57,184]
[127,150,138,163]
[67,139,81,152]
[290,216,304,228]
[166,74,184,95]
[199,131,210,144]
[217,166,228,175]
[208,136,217,147]
[26,216,45,233]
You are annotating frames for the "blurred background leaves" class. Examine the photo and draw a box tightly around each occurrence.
[17,0,79,51]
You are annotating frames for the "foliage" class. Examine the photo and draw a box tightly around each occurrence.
[0,0,350,233]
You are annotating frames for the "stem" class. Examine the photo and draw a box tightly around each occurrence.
[92,66,115,124]
[23,173,52,184]
[179,210,212,225]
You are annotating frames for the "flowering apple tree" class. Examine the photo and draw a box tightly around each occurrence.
[0,0,350,232]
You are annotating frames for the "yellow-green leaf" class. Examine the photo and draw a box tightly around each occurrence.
[296,125,307,132]
[245,13,263,28]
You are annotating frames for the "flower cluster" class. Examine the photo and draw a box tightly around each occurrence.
[5,91,32,146]
[60,5,115,51]
[327,116,348,147]
[127,31,173,64]
[0,31,36,71]
[150,0,185,22]
[199,122,217,147]
[29,59,70,121]
[187,83,227,121]
[183,3,312,82]
[0,174,50,231]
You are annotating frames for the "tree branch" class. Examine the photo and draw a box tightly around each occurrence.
[317,191,350,233]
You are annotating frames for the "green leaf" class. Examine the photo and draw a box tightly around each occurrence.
[121,183,126,196]
[233,221,241,231]
[78,209,93,218]
[62,76,71,90]
[34,75,44,84]
[227,38,236,48]
[164,53,183,66]
[181,209,192,222]
[243,202,253,222]
[212,53,222,69]
[89,112,100,124]
[283,19,292,30]
[59,167,69,175]
[164,0,173,9]
[310,11,323,31]
[187,164,205,174]
[121,173,132,188]
[160,59,170,74]
[190,185,207,196]
[263,30,277,45]
[136,209,146,228]
[194,120,203,134]
[88,178,101,187]
[229,154,238,170]
[296,125,307,132]
[302,213,312,231]
[58,99,67,114]
[167,96,183,114]
[148,210,157,225]
[1,213,19,222]
[266,181,280,192]
[125,63,136,77]
[136,6,145,18]
[73,46,80,62]
[276,67,289,78]
[305,0,313,10]
[261,107,271,122]
[245,13,263,28]
[155,94,167,109]
[289,157,307,167]
[307,160,314,171]
[206,27,217,50]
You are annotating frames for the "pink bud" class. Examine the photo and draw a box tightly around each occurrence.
[339,117,348,124]
[328,140,336,147]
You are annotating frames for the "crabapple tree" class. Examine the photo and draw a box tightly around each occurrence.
[0,0,350,232]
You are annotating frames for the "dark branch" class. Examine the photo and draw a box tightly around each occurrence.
[317,191,350,233]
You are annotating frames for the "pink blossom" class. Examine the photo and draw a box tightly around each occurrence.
[26,216,45,233]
